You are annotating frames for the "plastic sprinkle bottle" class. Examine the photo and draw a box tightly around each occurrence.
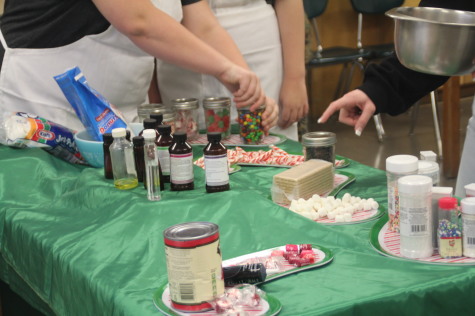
[462,197,475,258]
[437,197,462,258]
[110,128,138,190]
[398,175,433,259]
[386,155,419,232]
[204,132,230,193]
[102,132,113,179]
[237,105,265,144]
[169,132,194,191]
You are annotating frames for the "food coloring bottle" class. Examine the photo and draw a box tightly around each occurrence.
[204,132,229,193]
[110,128,138,190]
[169,132,194,191]
[132,136,145,183]
[103,132,113,179]
[150,113,164,130]
[139,118,159,139]
[157,125,173,183]
[143,129,162,201]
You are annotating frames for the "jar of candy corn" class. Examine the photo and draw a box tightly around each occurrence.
[203,97,231,140]
[237,105,265,145]
[172,98,199,140]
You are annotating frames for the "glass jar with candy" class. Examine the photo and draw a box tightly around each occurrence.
[203,97,231,140]
[237,105,265,145]
[301,131,336,164]
[172,98,199,140]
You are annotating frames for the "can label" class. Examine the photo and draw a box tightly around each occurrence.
[164,232,224,311]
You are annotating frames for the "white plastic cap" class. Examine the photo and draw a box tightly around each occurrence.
[142,129,156,139]
[418,160,439,173]
[386,155,418,173]
[431,186,453,197]
[461,197,475,215]
[112,127,126,138]
[420,150,437,162]
[465,183,475,196]
[398,175,433,194]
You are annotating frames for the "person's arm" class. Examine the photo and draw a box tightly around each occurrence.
[274,0,309,129]
[91,0,261,108]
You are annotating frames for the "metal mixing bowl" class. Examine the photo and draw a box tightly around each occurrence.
[386,7,475,76]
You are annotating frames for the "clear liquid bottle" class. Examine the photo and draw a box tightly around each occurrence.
[102,132,113,179]
[204,132,230,193]
[110,128,138,190]
[157,125,173,183]
[143,129,161,201]
[169,132,194,191]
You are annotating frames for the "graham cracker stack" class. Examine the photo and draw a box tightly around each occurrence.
[272,159,334,205]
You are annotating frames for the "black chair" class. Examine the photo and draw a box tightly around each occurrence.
[304,0,370,109]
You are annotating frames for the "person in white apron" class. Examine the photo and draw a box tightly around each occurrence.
[0,0,266,132]
[317,1,475,197]
[156,0,307,141]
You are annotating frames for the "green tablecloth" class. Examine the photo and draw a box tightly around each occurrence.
[1,141,475,316]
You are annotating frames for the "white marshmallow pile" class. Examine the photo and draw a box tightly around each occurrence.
[289,193,379,222]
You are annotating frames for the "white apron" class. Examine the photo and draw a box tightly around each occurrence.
[0,1,182,132]
[156,0,299,140]
[455,96,475,197]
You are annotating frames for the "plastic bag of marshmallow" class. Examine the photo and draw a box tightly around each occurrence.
[0,111,87,164]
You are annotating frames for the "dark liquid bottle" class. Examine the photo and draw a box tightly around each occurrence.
[139,118,159,140]
[126,130,131,142]
[132,136,145,183]
[103,133,114,179]
[157,125,174,183]
[169,132,194,191]
[150,113,164,130]
[204,132,230,193]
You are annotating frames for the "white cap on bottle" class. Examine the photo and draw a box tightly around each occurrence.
[112,128,126,138]
[398,175,433,194]
[462,197,475,215]
[386,155,418,173]
[143,129,156,139]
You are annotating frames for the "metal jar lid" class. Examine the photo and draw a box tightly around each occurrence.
[301,131,336,147]
[203,97,231,109]
[163,222,219,241]
[150,107,176,123]
[171,98,199,110]
[137,103,164,115]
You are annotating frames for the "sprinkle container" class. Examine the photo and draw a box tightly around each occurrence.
[462,197,475,258]
[203,97,231,140]
[418,160,440,186]
[237,105,265,145]
[172,98,199,140]
[437,197,462,259]
[301,131,336,164]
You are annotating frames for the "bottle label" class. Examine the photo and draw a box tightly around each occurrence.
[399,194,431,237]
[157,146,171,176]
[170,153,194,184]
[204,154,229,186]
[463,216,475,252]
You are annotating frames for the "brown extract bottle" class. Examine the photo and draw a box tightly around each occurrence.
[132,136,145,183]
[150,113,163,129]
[157,125,173,183]
[169,131,194,191]
[139,118,159,139]
[204,132,230,193]
[103,132,114,179]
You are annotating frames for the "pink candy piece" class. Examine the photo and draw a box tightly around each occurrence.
[299,244,313,252]
[294,257,316,267]
[300,250,315,258]
[285,244,299,252]
[270,249,285,257]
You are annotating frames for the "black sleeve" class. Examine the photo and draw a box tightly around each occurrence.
[358,0,475,116]
[181,0,201,5]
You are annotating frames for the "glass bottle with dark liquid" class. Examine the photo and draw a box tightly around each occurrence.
[157,125,173,183]
[169,132,194,191]
[132,136,145,183]
[204,132,230,193]
[103,132,113,179]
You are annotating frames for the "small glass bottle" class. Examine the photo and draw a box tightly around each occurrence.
[237,105,265,144]
[139,118,158,139]
[386,155,419,232]
[462,197,475,258]
[204,132,230,193]
[398,175,433,259]
[203,97,231,140]
[125,130,131,142]
[157,125,173,183]
[132,136,145,183]
[102,132,113,179]
[169,132,194,191]
[172,98,199,140]
[110,128,138,190]
[143,129,162,201]
[301,131,336,164]
[437,197,462,258]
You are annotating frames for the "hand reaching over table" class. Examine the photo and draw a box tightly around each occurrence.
[262,97,279,134]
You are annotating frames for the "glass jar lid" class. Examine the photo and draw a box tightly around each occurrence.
[203,97,231,109]
[171,98,199,110]
[301,131,336,147]
[137,103,164,116]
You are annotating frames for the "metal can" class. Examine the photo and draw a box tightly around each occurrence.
[163,222,224,312]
